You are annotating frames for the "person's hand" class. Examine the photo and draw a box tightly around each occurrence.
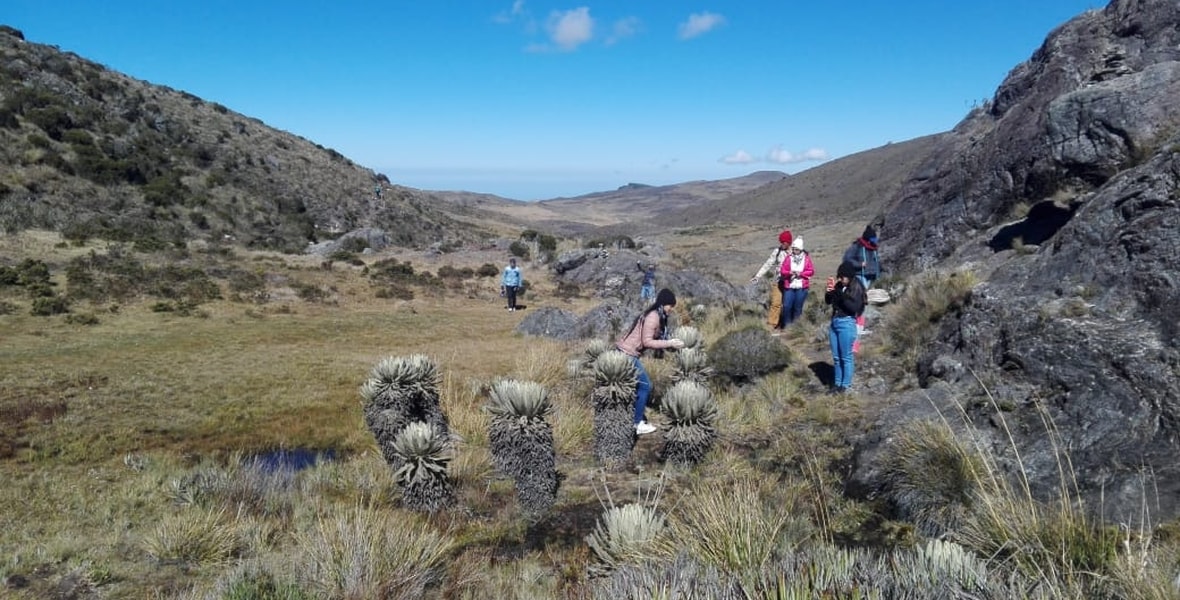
[668,339,685,350]
[749,277,757,283]
[826,277,836,292]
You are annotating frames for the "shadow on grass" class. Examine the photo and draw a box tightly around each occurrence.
[808,361,834,388]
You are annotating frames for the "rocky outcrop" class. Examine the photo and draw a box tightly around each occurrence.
[551,248,744,306]
[854,0,1180,523]
[881,0,1180,274]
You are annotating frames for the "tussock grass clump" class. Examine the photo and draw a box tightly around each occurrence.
[486,379,558,518]
[658,380,718,467]
[143,507,240,566]
[884,269,976,368]
[880,420,984,536]
[591,351,637,469]
[709,326,792,383]
[167,457,297,519]
[295,505,455,599]
[671,478,806,574]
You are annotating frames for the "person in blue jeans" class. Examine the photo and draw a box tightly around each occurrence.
[824,262,867,394]
[637,261,656,301]
[615,289,685,434]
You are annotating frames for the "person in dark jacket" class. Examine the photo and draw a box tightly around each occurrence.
[842,224,880,352]
[841,225,880,289]
[825,262,867,394]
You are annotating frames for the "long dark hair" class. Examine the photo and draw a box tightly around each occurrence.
[627,288,676,339]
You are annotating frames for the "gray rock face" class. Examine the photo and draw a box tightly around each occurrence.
[853,0,1180,523]
[551,248,744,305]
[516,299,677,343]
[882,0,1180,274]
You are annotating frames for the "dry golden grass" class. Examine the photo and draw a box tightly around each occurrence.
[3,231,1178,599]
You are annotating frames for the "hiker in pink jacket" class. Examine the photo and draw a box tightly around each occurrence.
[779,237,815,327]
[615,288,685,435]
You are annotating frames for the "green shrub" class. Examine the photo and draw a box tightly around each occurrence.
[476,263,499,277]
[31,295,69,316]
[326,249,357,263]
[339,237,369,253]
[65,312,100,326]
[291,281,328,303]
[508,241,531,259]
[709,326,793,383]
[437,265,474,279]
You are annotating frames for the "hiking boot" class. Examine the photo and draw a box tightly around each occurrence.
[635,421,657,435]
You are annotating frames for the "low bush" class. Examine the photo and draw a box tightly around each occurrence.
[709,326,793,383]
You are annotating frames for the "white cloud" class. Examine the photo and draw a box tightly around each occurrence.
[766,146,829,164]
[494,0,528,24]
[547,7,594,51]
[678,12,725,40]
[606,16,641,45]
[721,150,756,164]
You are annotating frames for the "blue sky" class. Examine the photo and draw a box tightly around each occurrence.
[3,1,1101,200]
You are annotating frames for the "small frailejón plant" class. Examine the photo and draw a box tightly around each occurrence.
[360,354,450,471]
[670,326,712,384]
[567,338,612,378]
[390,421,454,513]
[486,378,558,518]
[591,350,638,469]
[672,325,704,350]
[586,503,667,576]
[658,380,718,467]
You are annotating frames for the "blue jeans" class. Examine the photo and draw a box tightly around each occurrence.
[630,356,652,424]
[781,288,808,325]
[640,284,654,301]
[829,316,858,389]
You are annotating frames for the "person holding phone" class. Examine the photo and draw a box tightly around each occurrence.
[825,262,867,394]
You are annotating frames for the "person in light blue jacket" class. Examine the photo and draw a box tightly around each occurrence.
[500,258,523,311]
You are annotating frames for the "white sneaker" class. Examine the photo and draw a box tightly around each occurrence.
[635,421,656,435]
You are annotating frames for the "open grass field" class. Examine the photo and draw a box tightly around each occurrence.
[2,230,1178,599]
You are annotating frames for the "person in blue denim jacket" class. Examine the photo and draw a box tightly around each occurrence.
[501,258,523,311]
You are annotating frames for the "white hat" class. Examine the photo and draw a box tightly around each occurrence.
[790,237,804,250]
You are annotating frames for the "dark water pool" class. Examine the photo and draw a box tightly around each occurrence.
[246,448,336,472]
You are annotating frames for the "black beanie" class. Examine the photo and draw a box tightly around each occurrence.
[837,261,858,280]
[655,288,677,306]
[862,225,877,240]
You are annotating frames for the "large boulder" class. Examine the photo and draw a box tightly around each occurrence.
[551,248,744,305]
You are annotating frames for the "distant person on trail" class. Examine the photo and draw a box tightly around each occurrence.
[842,224,880,351]
[615,288,685,435]
[637,261,656,301]
[779,237,814,327]
[374,184,383,199]
[825,262,867,394]
[750,230,793,333]
[501,258,522,312]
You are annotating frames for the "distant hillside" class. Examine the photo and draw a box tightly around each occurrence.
[425,171,790,236]
[666,135,946,230]
[0,25,481,252]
